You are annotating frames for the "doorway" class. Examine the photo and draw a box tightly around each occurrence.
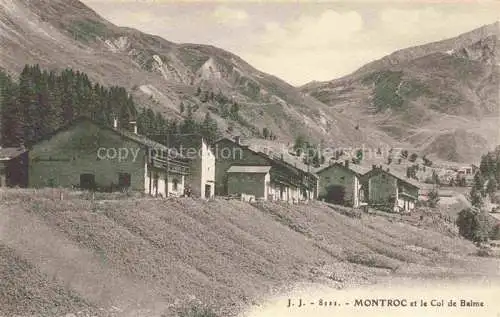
[325,184,345,205]
[205,184,211,199]
[80,173,95,190]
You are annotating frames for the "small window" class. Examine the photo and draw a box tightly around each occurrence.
[118,173,131,188]
[172,178,179,191]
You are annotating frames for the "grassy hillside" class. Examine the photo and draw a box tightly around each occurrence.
[1,189,499,317]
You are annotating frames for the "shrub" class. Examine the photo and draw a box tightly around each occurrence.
[476,247,492,257]
[456,208,490,243]
[409,153,418,162]
[428,189,440,208]
[491,223,500,240]
[491,191,500,204]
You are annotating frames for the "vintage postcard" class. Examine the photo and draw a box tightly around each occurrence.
[0,0,499,316]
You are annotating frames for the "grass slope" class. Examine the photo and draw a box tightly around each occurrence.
[0,188,499,317]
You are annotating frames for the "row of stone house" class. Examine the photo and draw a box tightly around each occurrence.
[0,116,421,210]
[317,161,421,212]
[0,117,318,203]
[213,137,318,202]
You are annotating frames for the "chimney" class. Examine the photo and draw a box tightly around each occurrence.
[372,164,377,170]
[130,121,138,134]
[113,117,118,129]
[344,159,349,168]
[234,136,240,145]
[281,153,284,161]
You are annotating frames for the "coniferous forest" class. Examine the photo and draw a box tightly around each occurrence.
[0,65,219,148]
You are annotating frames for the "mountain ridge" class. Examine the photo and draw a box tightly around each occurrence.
[0,0,391,154]
[301,21,500,163]
[1,0,499,163]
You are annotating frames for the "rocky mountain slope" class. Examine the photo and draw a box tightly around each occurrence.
[0,0,388,150]
[301,22,500,163]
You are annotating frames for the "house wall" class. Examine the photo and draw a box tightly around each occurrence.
[227,172,268,199]
[200,139,215,198]
[289,185,301,203]
[368,172,397,206]
[266,181,300,202]
[215,139,312,203]
[353,177,361,207]
[399,183,419,199]
[2,153,29,187]
[0,162,6,187]
[396,197,416,212]
[267,182,280,201]
[29,121,146,190]
[214,139,268,195]
[182,139,215,199]
[318,166,360,207]
[396,181,419,211]
[183,152,201,197]
[144,164,185,197]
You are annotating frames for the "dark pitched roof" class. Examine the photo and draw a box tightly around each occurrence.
[0,147,27,161]
[30,116,188,160]
[316,162,369,177]
[365,167,421,189]
[117,129,172,153]
[214,137,318,178]
[227,165,272,174]
[155,133,206,152]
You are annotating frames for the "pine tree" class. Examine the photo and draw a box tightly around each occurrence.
[473,172,485,197]
[154,112,167,135]
[181,105,197,134]
[230,102,240,119]
[470,172,485,208]
[293,135,306,156]
[18,65,41,146]
[486,177,497,197]
[312,150,321,168]
[0,71,23,146]
[355,149,363,163]
[144,108,156,135]
[470,187,483,208]
[168,119,179,135]
[201,112,218,143]
[44,70,63,134]
[262,127,269,139]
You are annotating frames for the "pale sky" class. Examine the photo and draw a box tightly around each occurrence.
[81,0,500,86]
